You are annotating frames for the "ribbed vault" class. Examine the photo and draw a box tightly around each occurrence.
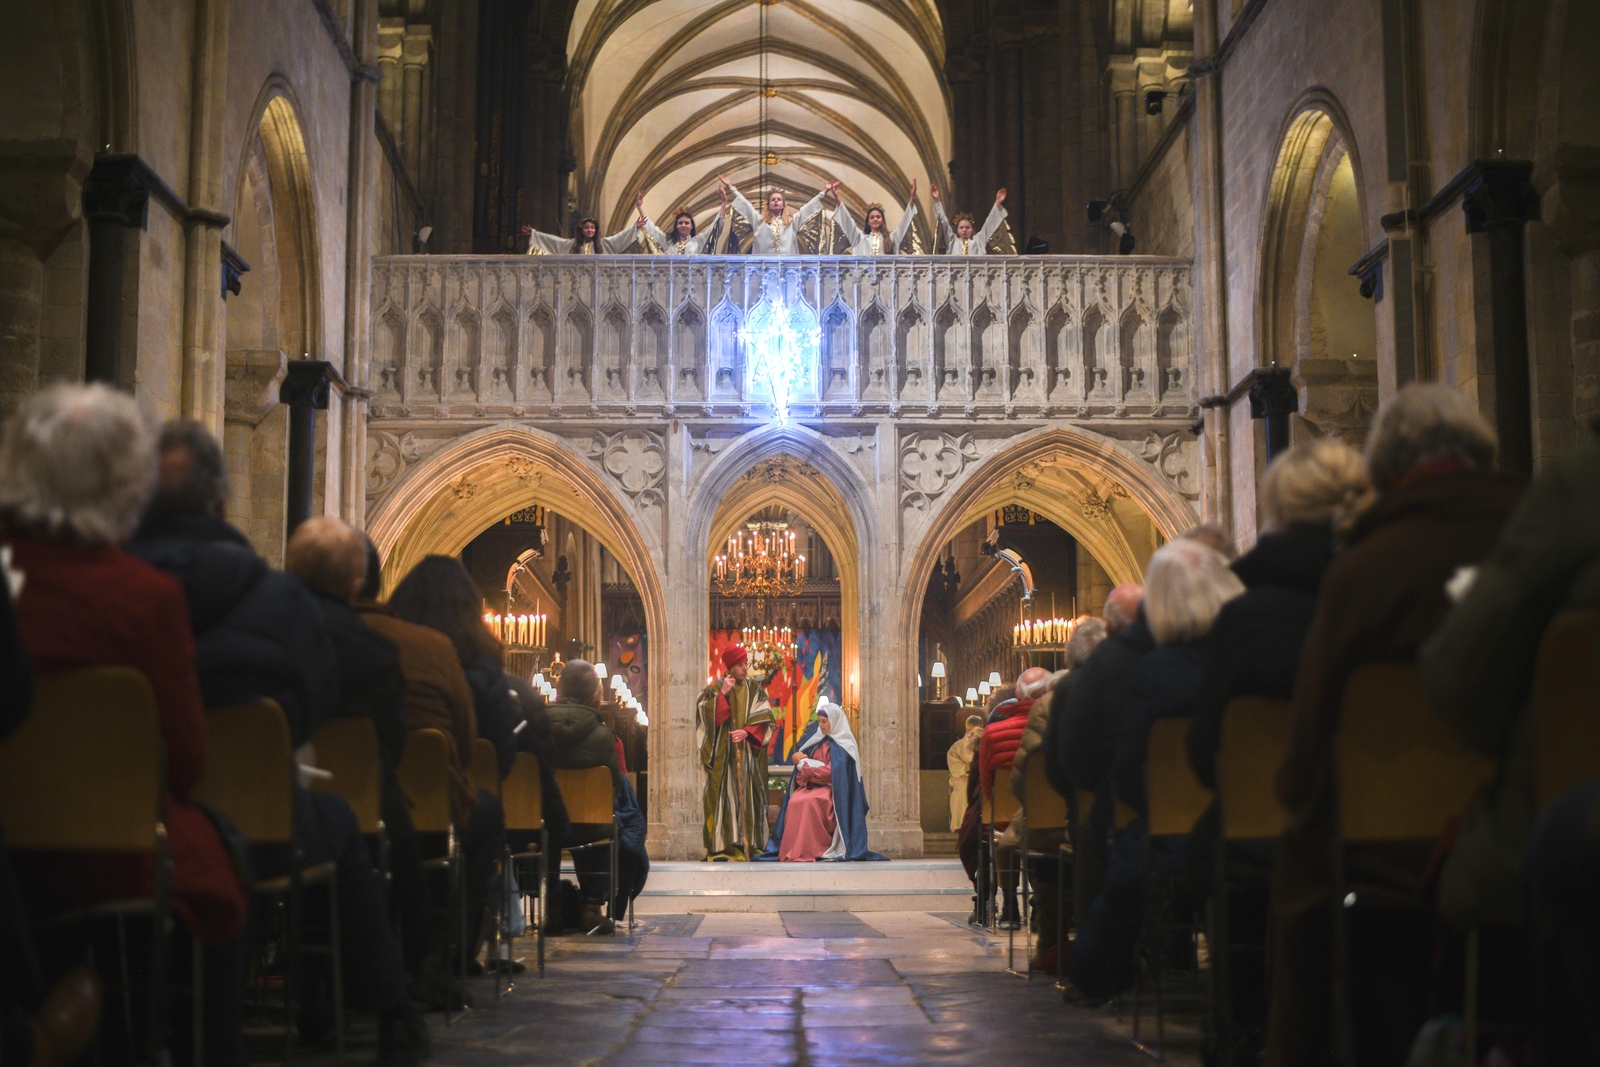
[567,0,951,243]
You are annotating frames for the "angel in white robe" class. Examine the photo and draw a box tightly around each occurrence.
[719,174,836,255]
[635,188,727,255]
[520,215,638,255]
[834,180,919,256]
[931,185,1008,255]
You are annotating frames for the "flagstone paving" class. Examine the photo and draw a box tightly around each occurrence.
[417,911,1202,1066]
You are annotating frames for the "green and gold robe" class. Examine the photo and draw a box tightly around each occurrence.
[695,677,775,860]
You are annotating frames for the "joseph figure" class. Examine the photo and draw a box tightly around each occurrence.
[696,644,776,860]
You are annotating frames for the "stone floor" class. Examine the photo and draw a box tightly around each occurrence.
[414,912,1202,1066]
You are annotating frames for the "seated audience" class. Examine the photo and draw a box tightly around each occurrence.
[126,421,336,739]
[126,422,427,1061]
[1187,438,1369,788]
[369,554,506,975]
[1067,540,1242,1002]
[1267,384,1524,1067]
[980,666,1051,927]
[1007,618,1105,969]
[284,519,444,996]
[0,386,248,1064]
[543,660,650,932]
[1523,778,1600,1066]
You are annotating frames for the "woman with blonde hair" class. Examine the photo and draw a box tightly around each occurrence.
[834,180,919,255]
[717,173,837,254]
[930,183,1007,255]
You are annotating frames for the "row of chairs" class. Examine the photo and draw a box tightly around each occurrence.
[989,608,1598,1064]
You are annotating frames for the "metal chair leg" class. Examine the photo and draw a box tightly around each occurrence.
[329,868,344,1056]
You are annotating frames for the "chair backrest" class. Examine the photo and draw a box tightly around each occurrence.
[193,699,296,845]
[1218,696,1292,840]
[1147,717,1214,836]
[397,728,454,834]
[1023,757,1068,832]
[0,667,164,853]
[309,717,384,834]
[469,738,500,798]
[1532,609,1600,813]
[554,766,614,825]
[1337,663,1497,844]
[990,781,1022,826]
[502,752,545,832]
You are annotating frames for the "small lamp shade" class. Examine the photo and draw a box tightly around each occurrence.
[930,661,946,679]
[988,671,1002,686]
[917,674,923,688]
[532,673,545,687]
[610,674,624,690]
[965,687,979,704]
[978,681,992,697]
[595,662,608,679]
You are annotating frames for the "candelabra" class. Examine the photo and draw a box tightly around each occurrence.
[739,624,796,674]
[713,522,806,607]
[1012,616,1076,648]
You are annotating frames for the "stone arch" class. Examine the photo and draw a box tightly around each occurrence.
[364,421,669,735]
[1257,93,1378,444]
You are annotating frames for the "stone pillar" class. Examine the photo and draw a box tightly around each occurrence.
[1111,69,1139,192]
[346,0,380,524]
[179,0,231,433]
[1461,161,1540,474]
[0,239,44,416]
[82,156,151,391]
[280,360,335,533]
[1248,368,1299,463]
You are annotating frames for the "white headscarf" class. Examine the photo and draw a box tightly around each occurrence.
[798,701,861,780]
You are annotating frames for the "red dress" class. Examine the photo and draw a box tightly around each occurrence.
[6,534,247,946]
[778,741,837,862]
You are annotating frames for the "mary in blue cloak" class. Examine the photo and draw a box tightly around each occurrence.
[758,702,886,862]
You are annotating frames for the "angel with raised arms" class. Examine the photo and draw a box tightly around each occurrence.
[931,184,1008,255]
[719,174,837,255]
[635,187,728,255]
[519,215,638,255]
[833,180,919,256]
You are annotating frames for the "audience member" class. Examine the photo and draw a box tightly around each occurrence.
[127,423,427,1061]
[0,386,248,1063]
[947,715,983,833]
[1067,540,1242,1001]
[126,421,336,741]
[544,660,650,932]
[1420,415,1600,931]
[1187,439,1369,788]
[980,666,1049,928]
[1178,522,1239,561]
[1267,384,1524,1067]
[1523,778,1600,1065]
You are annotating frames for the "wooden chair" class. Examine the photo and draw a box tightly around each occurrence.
[1135,717,1216,1059]
[468,738,501,799]
[1210,696,1292,1067]
[500,753,548,980]
[553,766,623,929]
[1013,756,1069,975]
[0,668,172,1066]
[395,729,466,1022]
[309,717,387,878]
[1332,663,1497,1067]
[1532,609,1600,813]
[194,699,343,1059]
[984,784,1022,935]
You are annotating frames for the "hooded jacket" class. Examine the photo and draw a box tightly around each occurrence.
[127,512,336,745]
[1044,611,1156,799]
[545,699,623,788]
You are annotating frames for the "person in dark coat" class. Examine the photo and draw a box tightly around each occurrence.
[1067,540,1243,1002]
[1187,438,1370,789]
[1265,385,1525,1067]
[0,387,249,1064]
[128,422,428,1062]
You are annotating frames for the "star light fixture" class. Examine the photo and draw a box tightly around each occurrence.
[739,299,817,423]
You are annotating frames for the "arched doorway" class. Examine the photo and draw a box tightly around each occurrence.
[223,90,323,563]
[1258,100,1379,450]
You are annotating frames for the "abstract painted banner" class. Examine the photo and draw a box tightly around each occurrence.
[607,631,647,712]
[709,627,842,765]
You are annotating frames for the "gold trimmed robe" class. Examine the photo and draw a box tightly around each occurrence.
[695,677,776,860]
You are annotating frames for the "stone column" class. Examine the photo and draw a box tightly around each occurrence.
[179,0,231,433]
[876,424,921,856]
[346,0,380,524]
[82,157,151,391]
[0,239,44,415]
[1247,368,1299,463]
[280,360,335,533]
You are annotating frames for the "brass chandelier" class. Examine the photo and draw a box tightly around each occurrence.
[713,521,806,606]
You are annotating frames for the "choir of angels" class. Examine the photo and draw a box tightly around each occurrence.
[522,178,1011,257]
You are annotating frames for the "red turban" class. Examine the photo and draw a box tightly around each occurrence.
[721,644,749,671]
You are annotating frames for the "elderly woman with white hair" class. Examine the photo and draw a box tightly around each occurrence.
[1266,383,1525,1066]
[0,385,250,1062]
[759,702,884,862]
[1064,538,1243,1003]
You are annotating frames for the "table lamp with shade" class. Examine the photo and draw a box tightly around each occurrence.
[965,687,979,705]
[978,680,992,699]
[930,660,946,699]
[595,661,608,679]
[988,671,1002,687]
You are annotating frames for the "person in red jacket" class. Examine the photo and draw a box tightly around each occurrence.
[978,666,1052,927]
[0,385,249,1065]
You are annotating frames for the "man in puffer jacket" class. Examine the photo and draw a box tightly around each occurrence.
[545,661,649,932]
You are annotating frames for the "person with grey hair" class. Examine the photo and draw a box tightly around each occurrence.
[1265,383,1525,1066]
[1,385,251,1063]
[1065,541,1242,1001]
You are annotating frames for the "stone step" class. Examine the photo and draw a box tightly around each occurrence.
[630,859,973,913]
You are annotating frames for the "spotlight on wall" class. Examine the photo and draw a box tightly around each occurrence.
[1143,88,1169,116]
[1110,220,1137,255]
[416,225,433,249]
[1086,199,1110,223]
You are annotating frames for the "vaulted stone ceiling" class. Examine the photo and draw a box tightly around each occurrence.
[566,0,952,241]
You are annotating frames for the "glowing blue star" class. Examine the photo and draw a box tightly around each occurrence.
[742,298,818,422]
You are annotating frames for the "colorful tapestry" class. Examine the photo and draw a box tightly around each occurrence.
[708,627,841,765]
[608,631,647,712]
